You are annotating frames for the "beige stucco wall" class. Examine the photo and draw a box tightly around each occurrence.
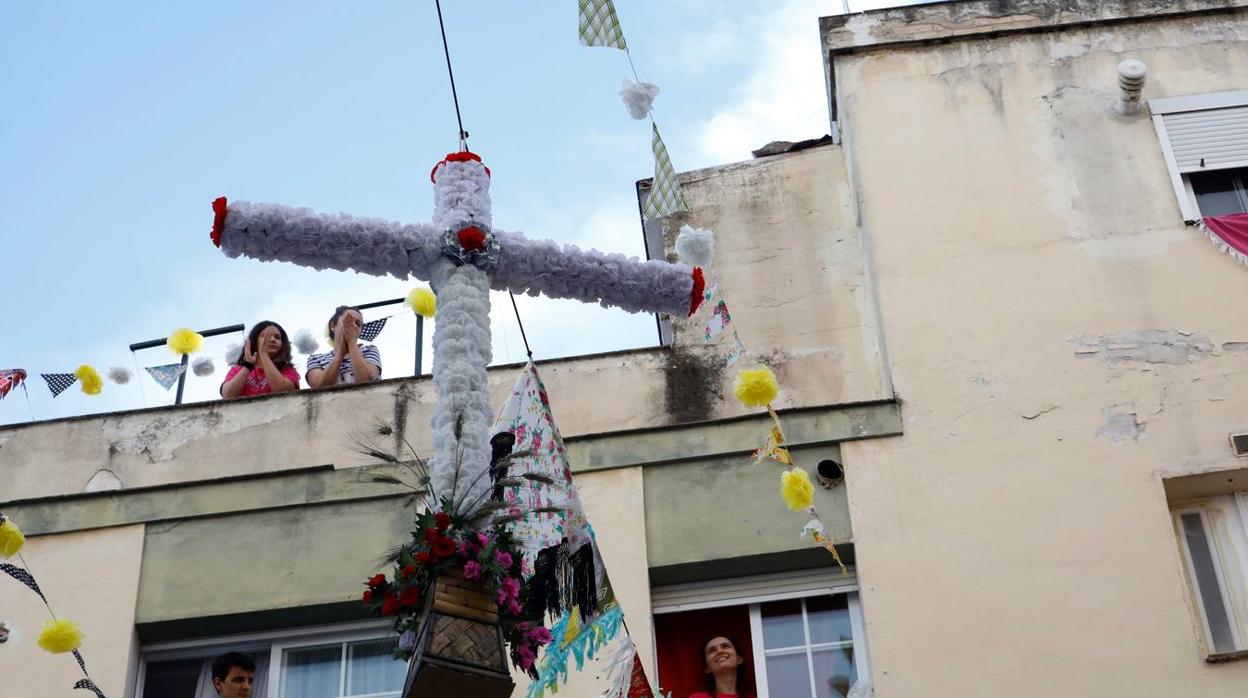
[0,525,144,698]
[835,7,1248,696]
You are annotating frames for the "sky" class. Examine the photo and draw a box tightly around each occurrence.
[0,0,932,425]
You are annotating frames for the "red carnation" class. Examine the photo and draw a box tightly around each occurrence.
[432,537,457,559]
[362,588,374,604]
[399,587,421,607]
[381,591,400,616]
[423,527,438,544]
[367,574,387,588]
[211,197,228,248]
[401,564,417,579]
[457,226,487,252]
[434,512,452,532]
[415,551,430,565]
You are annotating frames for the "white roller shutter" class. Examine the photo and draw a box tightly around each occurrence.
[1161,106,1248,173]
[651,567,857,614]
[1150,90,1248,221]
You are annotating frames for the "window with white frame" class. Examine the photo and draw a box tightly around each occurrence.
[1172,493,1248,657]
[138,621,405,698]
[652,568,869,698]
[1151,90,1248,221]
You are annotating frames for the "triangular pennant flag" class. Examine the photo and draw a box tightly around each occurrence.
[725,331,748,368]
[359,317,388,342]
[145,363,186,391]
[643,123,688,220]
[73,678,107,698]
[578,0,627,49]
[703,300,732,341]
[752,425,786,464]
[41,373,78,398]
[0,369,27,400]
[1,563,47,603]
[72,649,88,675]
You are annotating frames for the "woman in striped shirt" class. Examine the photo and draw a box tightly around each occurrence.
[306,305,382,388]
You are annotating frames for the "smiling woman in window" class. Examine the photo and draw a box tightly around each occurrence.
[692,635,755,698]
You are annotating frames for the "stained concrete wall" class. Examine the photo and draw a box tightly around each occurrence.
[830,3,1248,695]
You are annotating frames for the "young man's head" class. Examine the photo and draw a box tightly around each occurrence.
[211,652,256,698]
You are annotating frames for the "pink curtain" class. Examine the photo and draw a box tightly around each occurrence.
[1200,212,1248,264]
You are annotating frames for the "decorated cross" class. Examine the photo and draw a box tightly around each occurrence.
[211,152,704,506]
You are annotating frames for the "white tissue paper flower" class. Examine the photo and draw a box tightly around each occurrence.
[106,366,133,385]
[675,225,715,268]
[192,356,215,377]
[619,79,659,120]
[293,329,319,354]
[225,342,242,363]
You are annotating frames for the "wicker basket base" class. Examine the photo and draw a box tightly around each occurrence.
[402,571,515,698]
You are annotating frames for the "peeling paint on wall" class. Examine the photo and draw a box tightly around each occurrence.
[1096,408,1143,442]
[1070,330,1214,365]
[1221,342,1248,353]
[106,410,233,462]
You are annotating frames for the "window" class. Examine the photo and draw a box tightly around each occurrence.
[653,569,869,698]
[1150,90,1248,221]
[1190,168,1248,218]
[1172,493,1248,658]
[138,621,404,698]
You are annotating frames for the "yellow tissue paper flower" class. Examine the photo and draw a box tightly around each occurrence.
[407,287,437,318]
[37,619,82,654]
[780,468,814,512]
[74,365,103,396]
[734,366,778,408]
[167,327,204,355]
[0,517,25,558]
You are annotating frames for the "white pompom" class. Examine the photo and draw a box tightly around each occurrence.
[192,356,215,377]
[106,366,133,385]
[675,225,715,268]
[293,329,319,354]
[225,342,242,363]
[619,79,659,120]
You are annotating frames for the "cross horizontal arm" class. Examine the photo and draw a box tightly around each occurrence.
[214,199,443,281]
[214,198,705,318]
[492,230,700,318]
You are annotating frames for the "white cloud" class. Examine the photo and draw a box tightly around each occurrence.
[691,0,940,166]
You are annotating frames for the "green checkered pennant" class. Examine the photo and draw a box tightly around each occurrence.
[578,0,627,50]
[644,123,688,220]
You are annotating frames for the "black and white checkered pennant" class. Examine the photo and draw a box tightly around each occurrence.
[41,372,78,398]
[359,317,388,342]
[73,649,88,674]
[1,562,47,602]
[74,678,107,698]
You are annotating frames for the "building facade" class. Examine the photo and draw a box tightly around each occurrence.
[4,1,1248,697]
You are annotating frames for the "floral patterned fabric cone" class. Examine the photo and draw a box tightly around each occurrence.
[491,361,643,698]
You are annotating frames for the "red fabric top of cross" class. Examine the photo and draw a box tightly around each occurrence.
[430,151,492,183]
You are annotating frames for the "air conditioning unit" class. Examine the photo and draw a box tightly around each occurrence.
[1230,433,1248,457]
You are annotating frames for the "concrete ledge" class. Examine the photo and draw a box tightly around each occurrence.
[567,401,901,472]
[648,546,854,587]
[820,0,1248,55]
[1,464,409,537]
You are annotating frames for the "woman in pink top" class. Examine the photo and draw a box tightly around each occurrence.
[220,321,300,398]
[690,635,754,698]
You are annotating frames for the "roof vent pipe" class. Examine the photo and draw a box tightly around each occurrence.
[1117,59,1147,115]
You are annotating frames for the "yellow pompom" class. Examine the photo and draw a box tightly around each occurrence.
[734,366,778,408]
[74,365,103,396]
[0,517,25,558]
[780,468,814,512]
[167,327,204,355]
[37,619,82,654]
[407,287,437,318]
